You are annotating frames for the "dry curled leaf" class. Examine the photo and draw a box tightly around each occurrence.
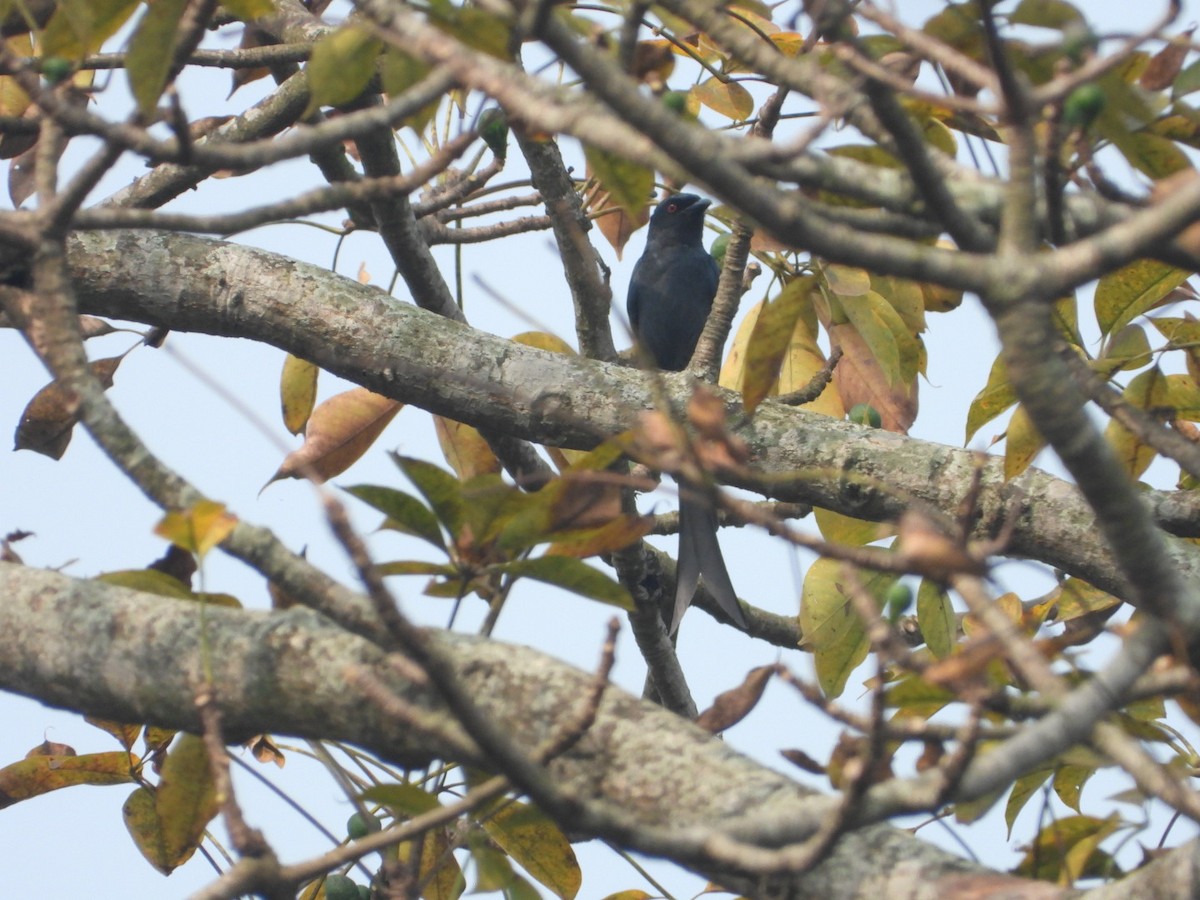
[14,356,123,459]
[265,387,402,487]
[695,665,775,733]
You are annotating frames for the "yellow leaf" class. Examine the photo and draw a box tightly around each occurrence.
[480,800,581,900]
[741,277,815,413]
[800,558,896,697]
[693,76,754,120]
[155,500,238,559]
[435,416,501,481]
[0,751,136,809]
[280,354,318,435]
[1003,404,1046,479]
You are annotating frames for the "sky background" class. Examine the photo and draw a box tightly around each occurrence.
[3,1,1199,897]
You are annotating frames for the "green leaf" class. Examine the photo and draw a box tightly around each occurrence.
[1104,366,1169,477]
[916,579,955,659]
[42,0,141,59]
[344,484,446,550]
[1009,0,1084,28]
[428,0,512,60]
[303,24,383,117]
[800,558,896,697]
[391,453,467,541]
[1005,767,1052,837]
[379,48,441,133]
[498,557,633,610]
[220,0,275,21]
[361,782,441,814]
[583,145,654,220]
[124,734,218,875]
[840,291,921,386]
[965,355,1017,444]
[742,276,816,413]
[1052,764,1093,813]
[479,800,581,900]
[1173,58,1200,98]
[1095,259,1191,338]
[126,0,188,118]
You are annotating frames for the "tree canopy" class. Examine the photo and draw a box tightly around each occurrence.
[5,0,1200,898]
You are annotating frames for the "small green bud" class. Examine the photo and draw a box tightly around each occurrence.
[346,811,381,840]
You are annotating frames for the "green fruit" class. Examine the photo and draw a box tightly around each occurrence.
[40,57,72,85]
[848,403,882,429]
[710,232,730,268]
[324,874,362,900]
[477,107,508,161]
[346,811,381,840]
[661,89,690,116]
[884,582,913,623]
[1063,84,1105,129]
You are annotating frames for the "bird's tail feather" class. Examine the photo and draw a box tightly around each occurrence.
[671,497,748,633]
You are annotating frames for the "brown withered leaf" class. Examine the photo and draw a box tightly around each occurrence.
[1,529,32,563]
[1140,27,1195,91]
[828,321,917,433]
[923,634,1005,690]
[780,748,826,775]
[246,735,285,768]
[630,39,675,87]
[1152,169,1200,256]
[826,732,894,791]
[14,356,123,459]
[26,739,76,758]
[896,509,987,581]
[265,387,402,487]
[695,665,775,734]
[593,199,648,260]
[78,315,118,339]
[916,739,945,773]
[229,24,272,97]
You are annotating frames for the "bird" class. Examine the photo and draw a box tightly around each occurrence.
[627,193,749,634]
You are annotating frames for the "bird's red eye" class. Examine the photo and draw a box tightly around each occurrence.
[667,203,678,212]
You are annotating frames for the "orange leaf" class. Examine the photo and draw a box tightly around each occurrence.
[266,387,402,486]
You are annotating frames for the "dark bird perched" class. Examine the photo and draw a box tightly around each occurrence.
[627,193,748,634]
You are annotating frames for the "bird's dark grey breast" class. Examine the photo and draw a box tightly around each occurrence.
[627,243,719,371]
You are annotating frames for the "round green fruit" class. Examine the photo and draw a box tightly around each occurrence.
[324,874,362,900]
[346,811,381,840]
[848,403,882,429]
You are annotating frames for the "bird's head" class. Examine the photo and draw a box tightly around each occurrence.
[647,193,711,245]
